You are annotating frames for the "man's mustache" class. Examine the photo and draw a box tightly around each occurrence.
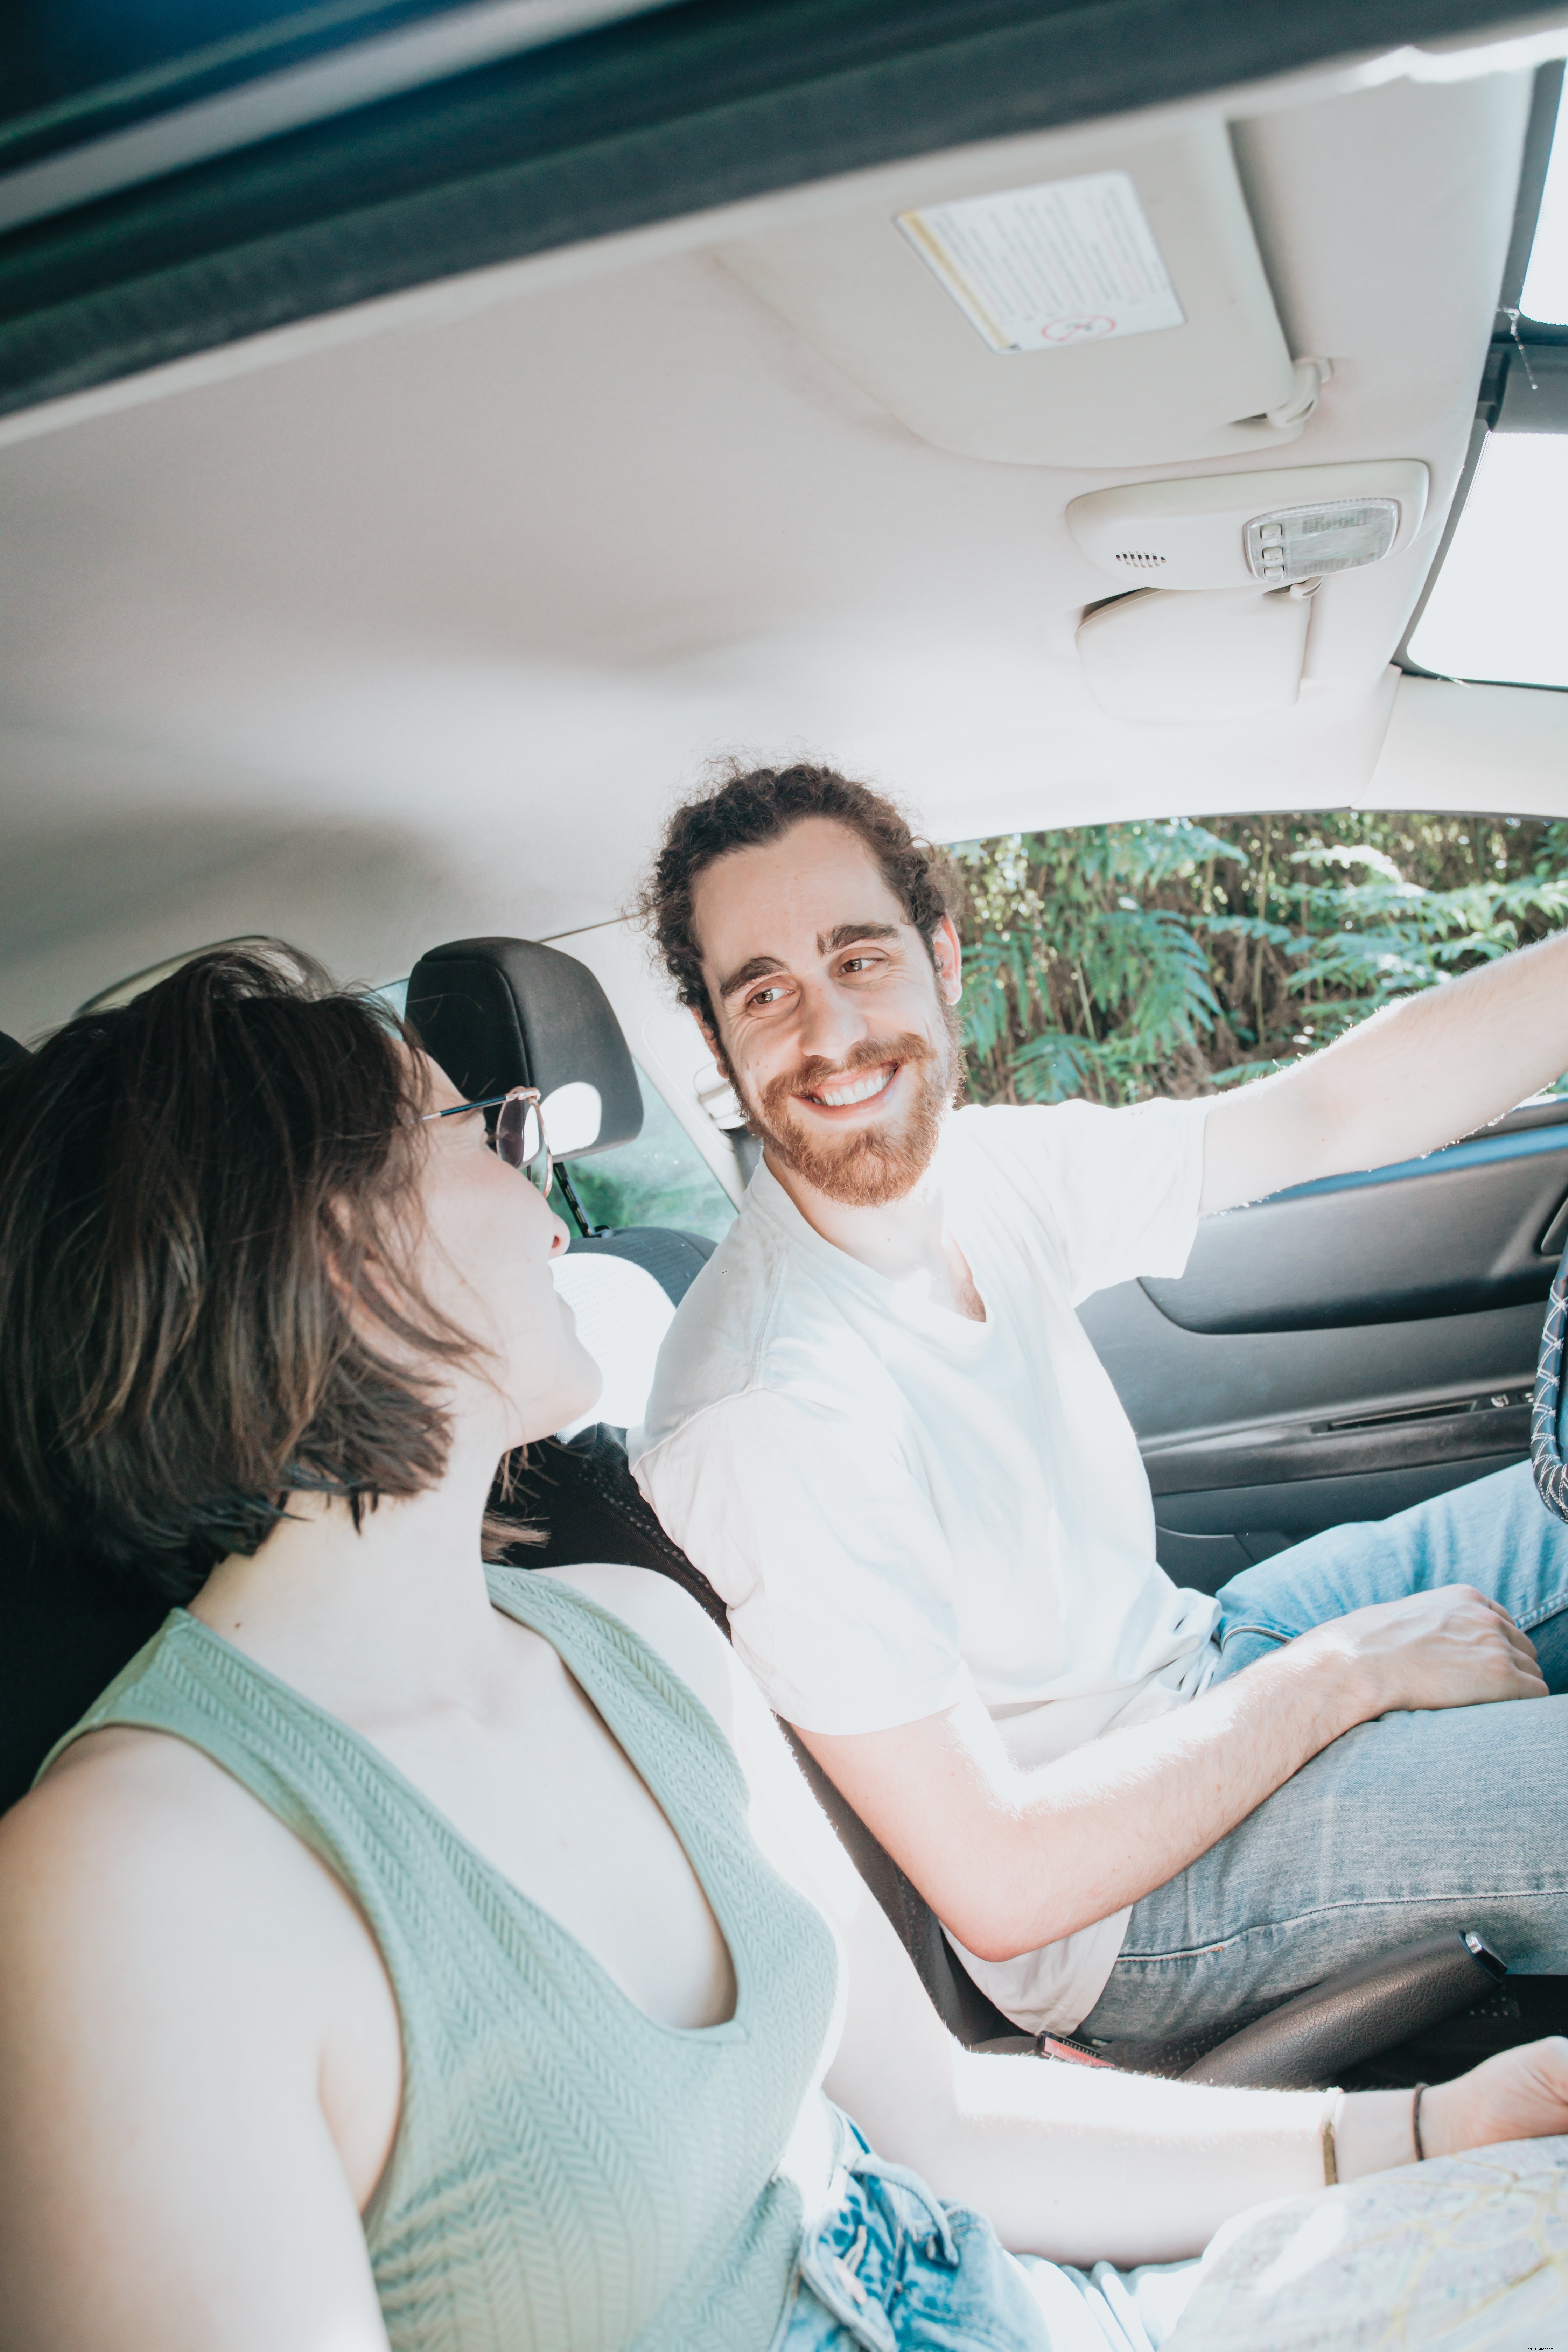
[762,1033,937,1120]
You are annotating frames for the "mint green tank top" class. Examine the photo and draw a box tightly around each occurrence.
[44,1568,841,2352]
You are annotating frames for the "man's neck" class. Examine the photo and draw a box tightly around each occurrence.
[762,1133,985,1321]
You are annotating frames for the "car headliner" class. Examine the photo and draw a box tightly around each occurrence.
[2,26,1567,1057]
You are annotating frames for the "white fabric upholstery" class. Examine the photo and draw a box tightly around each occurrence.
[551,1251,676,1436]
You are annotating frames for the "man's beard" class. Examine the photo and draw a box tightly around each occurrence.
[736,1017,961,1208]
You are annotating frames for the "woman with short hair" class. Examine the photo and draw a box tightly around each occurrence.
[0,944,1562,2352]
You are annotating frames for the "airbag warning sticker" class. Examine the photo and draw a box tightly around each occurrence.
[897,171,1185,355]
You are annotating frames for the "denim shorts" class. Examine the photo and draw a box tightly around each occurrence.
[775,2110,1198,2352]
[776,2112,1568,2351]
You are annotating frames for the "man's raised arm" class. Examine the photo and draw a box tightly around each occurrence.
[1200,927,1568,1217]
[797,1583,1543,1963]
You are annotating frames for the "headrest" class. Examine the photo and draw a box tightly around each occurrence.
[406,937,641,1161]
[549,1252,676,1437]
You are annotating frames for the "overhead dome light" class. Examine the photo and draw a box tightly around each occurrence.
[1243,498,1398,585]
[1067,462,1428,591]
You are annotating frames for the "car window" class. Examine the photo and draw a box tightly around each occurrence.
[1521,70,1568,326]
[374,976,735,1239]
[370,976,408,1019]
[954,810,1568,1108]
[1405,75,1568,687]
[1407,432,1568,689]
[555,1066,736,1242]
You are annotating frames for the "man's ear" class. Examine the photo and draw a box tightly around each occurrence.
[932,914,964,1006]
[692,1003,723,1062]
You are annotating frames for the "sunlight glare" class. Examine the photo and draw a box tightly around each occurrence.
[1406,434,1568,687]
[1523,93,1568,324]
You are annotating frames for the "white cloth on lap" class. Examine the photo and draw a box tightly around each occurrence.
[1164,2137,1568,2350]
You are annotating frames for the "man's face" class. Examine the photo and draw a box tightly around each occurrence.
[690,817,964,1208]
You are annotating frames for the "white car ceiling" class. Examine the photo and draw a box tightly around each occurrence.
[0,38,1564,1037]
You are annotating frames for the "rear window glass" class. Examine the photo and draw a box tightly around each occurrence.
[954,810,1568,1107]
[376,979,735,1239]
[555,1067,736,1242]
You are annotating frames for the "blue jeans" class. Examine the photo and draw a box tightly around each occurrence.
[777,2109,1568,2349]
[777,2109,1199,2351]
[1078,1461,1568,2041]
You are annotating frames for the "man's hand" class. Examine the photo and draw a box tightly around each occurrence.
[1290,1585,1545,1717]
[1421,2037,1568,2160]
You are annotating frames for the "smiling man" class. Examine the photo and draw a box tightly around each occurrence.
[629,761,1568,2044]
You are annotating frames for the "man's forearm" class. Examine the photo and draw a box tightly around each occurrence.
[799,1582,1537,1960]
[959,1637,1363,1955]
[801,1633,1365,1960]
[1202,926,1568,1215]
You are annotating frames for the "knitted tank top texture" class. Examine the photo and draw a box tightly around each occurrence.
[45,1569,840,2352]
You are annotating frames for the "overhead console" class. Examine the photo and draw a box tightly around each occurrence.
[717,120,1323,469]
[1066,461,1430,722]
[1065,463,1430,592]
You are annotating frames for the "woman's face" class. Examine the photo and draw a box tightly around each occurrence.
[412,1055,601,1448]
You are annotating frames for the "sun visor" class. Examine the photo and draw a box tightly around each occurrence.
[1076,586,1314,725]
[716,120,1317,468]
[406,937,643,1161]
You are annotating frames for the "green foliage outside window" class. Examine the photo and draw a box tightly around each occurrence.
[953,810,1568,1108]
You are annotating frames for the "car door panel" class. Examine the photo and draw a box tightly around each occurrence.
[1078,1101,1568,1596]
[1140,1102,1568,1335]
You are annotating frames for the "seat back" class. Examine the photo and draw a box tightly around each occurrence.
[0,1031,169,1811]
[490,1425,1011,2045]
[404,937,1010,2038]
[407,933,716,1432]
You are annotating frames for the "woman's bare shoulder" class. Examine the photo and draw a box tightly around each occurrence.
[0,1742,396,2349]
[0,1723,357,1998]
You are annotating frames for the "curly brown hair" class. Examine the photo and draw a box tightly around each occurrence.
[634,761,953,1023]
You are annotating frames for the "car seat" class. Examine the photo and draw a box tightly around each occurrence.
[0,1031,170,1809]
[404,937,1560,2088]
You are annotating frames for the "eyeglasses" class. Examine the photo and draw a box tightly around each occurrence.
[422,1086,553,1196]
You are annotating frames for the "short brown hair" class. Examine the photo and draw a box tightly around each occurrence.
[635,761,953,1022]
[0,945,477,1601]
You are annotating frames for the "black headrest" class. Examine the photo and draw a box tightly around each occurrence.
[406,937,642,1161]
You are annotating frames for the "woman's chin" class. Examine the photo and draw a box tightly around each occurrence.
[529,1362,603,1443]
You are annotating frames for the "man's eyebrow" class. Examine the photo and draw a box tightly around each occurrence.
[718,954,786,1002]
[817,921,900,955]
[717,924,902,1001]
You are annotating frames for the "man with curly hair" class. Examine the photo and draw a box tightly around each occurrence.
[630,759,1568,2045]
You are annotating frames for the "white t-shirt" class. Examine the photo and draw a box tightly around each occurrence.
[630,1097,1220,2033]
